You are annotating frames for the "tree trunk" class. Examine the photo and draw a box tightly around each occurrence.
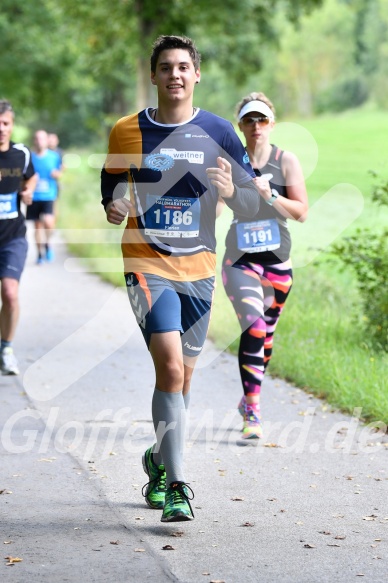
[136,53,156,110]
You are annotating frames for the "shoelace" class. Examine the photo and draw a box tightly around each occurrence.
[169,482,195,517]
[142,466,166,497]
[170,482,194,501]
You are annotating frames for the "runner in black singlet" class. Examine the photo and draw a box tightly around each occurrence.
[0,99,36,375]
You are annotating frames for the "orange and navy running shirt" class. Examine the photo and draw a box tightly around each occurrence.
[101,108,257,281]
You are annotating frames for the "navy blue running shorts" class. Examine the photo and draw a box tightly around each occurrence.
[26,200,54,220]
[125,272,215,357]
[0,237,28,281]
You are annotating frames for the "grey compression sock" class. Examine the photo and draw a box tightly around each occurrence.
[151,388,186,484]
[152,390,191,469]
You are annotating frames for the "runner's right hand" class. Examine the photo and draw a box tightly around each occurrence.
[106,198,132,225]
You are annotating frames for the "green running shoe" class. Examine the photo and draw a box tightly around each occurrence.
[161,481,195,522]
[141,446,166,509]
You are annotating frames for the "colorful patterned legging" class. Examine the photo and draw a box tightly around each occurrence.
[222,257,293,396]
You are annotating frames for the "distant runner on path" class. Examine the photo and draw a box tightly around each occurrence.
[27,129,62,264]
[0,99,36,375]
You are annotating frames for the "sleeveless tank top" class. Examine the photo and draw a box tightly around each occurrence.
[224,144,291,265]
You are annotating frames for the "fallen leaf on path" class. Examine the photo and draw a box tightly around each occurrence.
[362,515,378,521]
[135,517,145,520]
[3,541,13,545]
[334,535,346,540]
[134,548,145,552]
[240,522,255,527]
[231,496,244,501]
[171,531,184,537]
[162,545,175,550]
[5,556,23,565]
[110,540,120,545]
[303,544,316,548]
[0,490,12,495]
[319,531,331,535]
[327,543,341,547]
[263,442,282,448]
[202,572,210,576]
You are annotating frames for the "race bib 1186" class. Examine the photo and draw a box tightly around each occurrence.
[145,194,200,238]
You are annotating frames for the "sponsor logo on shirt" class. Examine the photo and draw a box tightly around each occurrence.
[184,133,209,139]
[160,148,204,164]
[144,153,175,172]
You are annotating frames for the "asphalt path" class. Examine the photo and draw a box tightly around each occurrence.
[1,227,387,582]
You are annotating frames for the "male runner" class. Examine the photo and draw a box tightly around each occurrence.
[101,35,259,522]
[27,129,62,263]
[0,99,36,375]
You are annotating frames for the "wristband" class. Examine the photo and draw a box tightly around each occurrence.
[266,191,279,206]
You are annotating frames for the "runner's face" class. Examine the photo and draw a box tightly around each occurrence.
[34,130,49,152]
[151,49,200,103]
[239,111,274,147]
[0,111,14,150]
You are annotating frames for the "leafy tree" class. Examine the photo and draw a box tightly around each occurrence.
[0,1,75,113]
[1,0,323,133]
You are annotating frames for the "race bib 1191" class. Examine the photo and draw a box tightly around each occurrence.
[236,218,281,253]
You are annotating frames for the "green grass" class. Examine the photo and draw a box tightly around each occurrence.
[59,108,388,424]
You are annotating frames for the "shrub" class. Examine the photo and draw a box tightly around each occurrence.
[327,173,388,352]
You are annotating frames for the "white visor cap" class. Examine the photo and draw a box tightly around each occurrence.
[238,100,275,122]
